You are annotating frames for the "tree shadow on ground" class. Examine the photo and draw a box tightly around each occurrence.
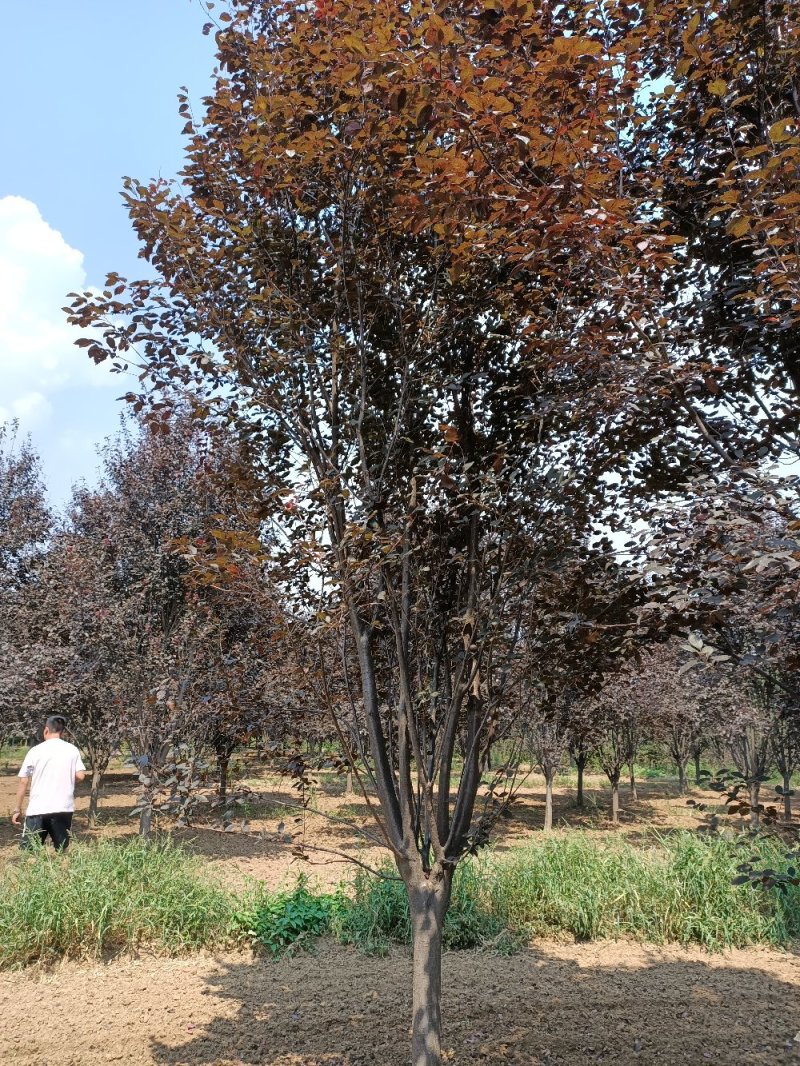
[491,791,662,846]
[149,941,800,1065]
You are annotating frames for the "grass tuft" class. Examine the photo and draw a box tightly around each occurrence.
[483,832,800,949]
[0,837,236,968]
[324,833,800,954]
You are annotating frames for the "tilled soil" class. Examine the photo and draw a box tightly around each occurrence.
[0,941,798,1065]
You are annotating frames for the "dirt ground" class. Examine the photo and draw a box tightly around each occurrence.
[0,760,732,890]
[0,940,798,1065]
[1,760,798,1065]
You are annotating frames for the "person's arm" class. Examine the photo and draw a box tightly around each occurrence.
[12,776,29,826]
[75,751,87,784]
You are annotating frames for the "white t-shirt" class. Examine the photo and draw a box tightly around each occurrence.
[18,738,86,817]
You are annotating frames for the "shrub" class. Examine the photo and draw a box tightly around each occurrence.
[238,877,336,957]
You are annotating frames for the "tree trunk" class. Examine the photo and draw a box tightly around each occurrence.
[407,874,452,1066]
[628,765,637,803]
[218,755,229,800]
[576,755,586,808]
[139,803,153,839]
[346,767,354,795]
[783,772,793,821]
[543,775,554,831]
[88,767,103,824]
[694,750,702,786]
[677,760,688,795]
[748,781,761,828]
[611,778,620,824]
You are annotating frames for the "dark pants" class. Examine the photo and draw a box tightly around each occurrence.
[21,812,73,852]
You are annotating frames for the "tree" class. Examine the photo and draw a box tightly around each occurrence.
[521,546,644,812]
[46,416,280,834]
[0,423,52,748]
[595,694,631,825]
[24,510,129,822]
[620,643,717,794]
[178,525,293,801]
[66,2,737,1061]
[721,680,776,828]
[771,708,800,821]
[527,705,568,832]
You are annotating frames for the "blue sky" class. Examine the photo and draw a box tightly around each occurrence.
[0,1,217,505]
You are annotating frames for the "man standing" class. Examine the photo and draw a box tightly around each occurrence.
[11,716,86,852]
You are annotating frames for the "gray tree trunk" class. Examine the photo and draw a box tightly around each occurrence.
[694,751,702,786]
[346,767,354,795]
[628,765,637,802]
[139,803,153,838]
[677,760,688,795]
[783,772,793,821]
[748,781,761,828]
[576,756,586,808]
[218,755,229,800]
[408,874,452,1066]
[611,780,620,824]
[543,776,554,831]
[88,767,103,824]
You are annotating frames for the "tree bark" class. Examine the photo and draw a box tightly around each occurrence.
[611,778,620,824]
[139,803,153,838]
[88,767,104,824]
[783,772,793,821]
[694,750,702,786]
[628,765,637,802]
[576,755,586,808]
[677,760,688,795]
[346,767,354,795]
[407,873,452,1066]
[543,775,554,832]
[218,755,229,800]
[748,781,761,828]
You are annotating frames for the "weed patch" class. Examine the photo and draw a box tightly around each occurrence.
[0,838,237,968]
[1,831,797,969]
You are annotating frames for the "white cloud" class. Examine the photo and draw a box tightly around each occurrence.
[0,196,119,399]
[0,196,128,503]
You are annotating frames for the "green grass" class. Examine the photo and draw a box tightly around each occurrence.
[1,831,798,968]
[481,833,800,950]
[329,860,511,955]
[323,834,800,955]
[0,744,28,771]
[0,838,238,968]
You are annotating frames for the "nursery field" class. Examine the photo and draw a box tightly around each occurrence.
[0,760,799,1065]
[0,757,733,889]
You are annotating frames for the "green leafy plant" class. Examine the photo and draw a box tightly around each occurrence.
[239,877,336,957]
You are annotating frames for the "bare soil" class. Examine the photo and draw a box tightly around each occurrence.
[0,941,798,1065]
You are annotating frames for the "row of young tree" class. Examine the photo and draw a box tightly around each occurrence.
[0,419,299,830]
[2,414,796,833]
[3,0,799,1062]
